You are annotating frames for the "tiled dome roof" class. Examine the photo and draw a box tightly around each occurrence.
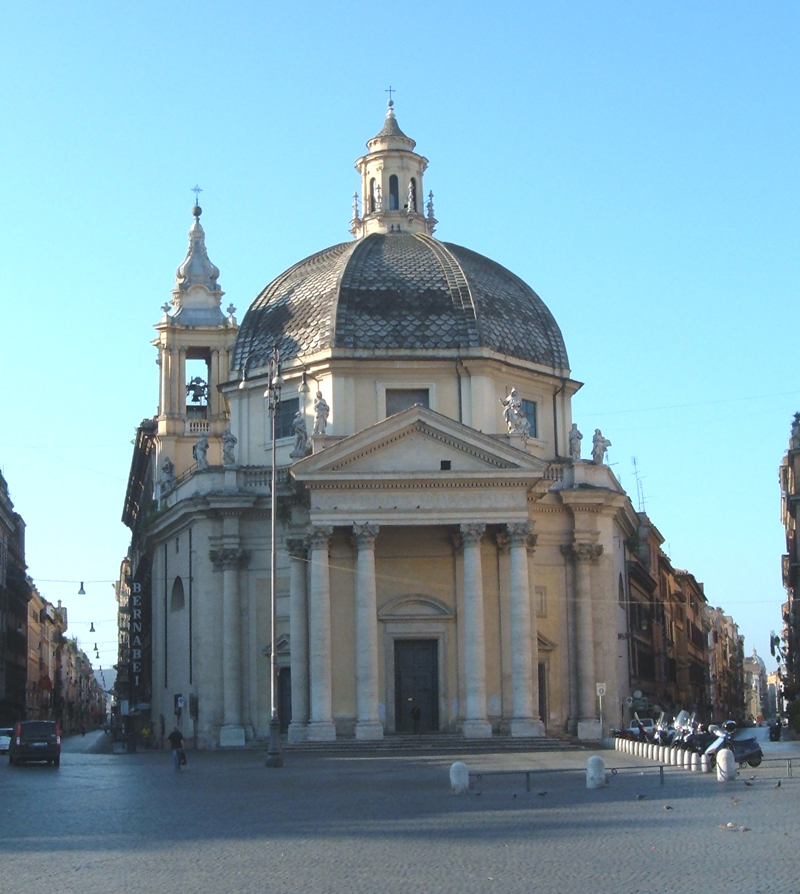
[233,232,569,371]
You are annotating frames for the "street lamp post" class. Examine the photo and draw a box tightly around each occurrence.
[266,346,284,768]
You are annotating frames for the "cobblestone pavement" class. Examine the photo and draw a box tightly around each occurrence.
[2,730,799,894]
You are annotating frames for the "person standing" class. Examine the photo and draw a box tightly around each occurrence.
[167,726,185,770]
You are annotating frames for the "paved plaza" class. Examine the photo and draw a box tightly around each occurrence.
[2,729,798,894]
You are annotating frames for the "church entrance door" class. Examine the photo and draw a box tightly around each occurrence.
[394,640,439,733]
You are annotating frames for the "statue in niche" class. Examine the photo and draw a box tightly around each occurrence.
[290,411,311,458]
[568,423,583,461]
[499,388,531,442]
[222,429,237,466]
[313,392,330,436]
[591,429,612,465]
[792,412,800,449]
[160,456,175,495]
[407,181,416,213]
[193,434,210,470]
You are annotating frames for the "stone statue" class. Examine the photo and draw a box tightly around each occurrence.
[313,391,330,436]
[160,456,175,495]
[591,429,611,465]
[193,434,210,470]
[407,180,415,213]
[499,388,531,442]
[568,423,583,461]
[290,411,310,458]
[222,429,237,466]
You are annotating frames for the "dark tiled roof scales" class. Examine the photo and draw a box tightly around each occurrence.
[233,233,569,371]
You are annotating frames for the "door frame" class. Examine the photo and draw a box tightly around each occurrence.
[379,595,453,733]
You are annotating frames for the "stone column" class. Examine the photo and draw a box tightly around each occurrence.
[563,541,604,740]
[507,522,545,737]
[353,522,383,740]
[460,523,492,738]
[306,525,336,741]
[287,538,309,744]
[210,547,250,746]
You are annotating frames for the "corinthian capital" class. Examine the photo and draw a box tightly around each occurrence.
[561,541,604,564]
[307,525,333,550]
[286,538,307,561]
[459,523,486,546]
[209,548,250,570]
[352,522,379,548]
[507,522,536,554]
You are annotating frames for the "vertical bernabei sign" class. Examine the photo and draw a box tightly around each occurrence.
[131,582,144,696]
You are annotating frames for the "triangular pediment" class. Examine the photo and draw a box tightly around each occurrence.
[292,405,548,480]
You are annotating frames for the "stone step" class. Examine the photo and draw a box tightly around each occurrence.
[281,734,581,756]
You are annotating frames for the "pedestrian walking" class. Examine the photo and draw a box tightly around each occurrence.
[167,726,185,770]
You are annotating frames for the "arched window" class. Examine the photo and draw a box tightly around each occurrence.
[171,576,185,613]
[409,178,417,212]
[369,178,376,213]
[389,175,399,210]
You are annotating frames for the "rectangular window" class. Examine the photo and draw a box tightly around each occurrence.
[385,388,429,417]
[535,585,547,617]
[520,399,537,438]
[275,397,299,439]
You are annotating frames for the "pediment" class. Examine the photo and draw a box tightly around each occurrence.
[378,594,454,620]
[292,405,548,480]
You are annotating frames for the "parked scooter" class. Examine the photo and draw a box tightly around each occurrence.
[705,720,763,769]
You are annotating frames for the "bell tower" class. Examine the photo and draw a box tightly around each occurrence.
[152,201,238,481]
[350,99,437,238]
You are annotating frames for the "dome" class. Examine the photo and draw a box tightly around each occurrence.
[233,232,569,371]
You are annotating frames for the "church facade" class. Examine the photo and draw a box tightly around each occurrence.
[122,103,644,748]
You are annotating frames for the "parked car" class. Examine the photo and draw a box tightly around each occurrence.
[8,720,61,766]
[0,727,13,753]
[629,717,655,734]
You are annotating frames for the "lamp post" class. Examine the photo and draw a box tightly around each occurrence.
[265,346,284,768]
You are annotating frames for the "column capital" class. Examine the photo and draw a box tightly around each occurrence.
[307,524,333,550]
[286,538,307,561]
[209,548,250,570]
[352,522,379,548]
[561,541,604,564]
[459,522,486,547]
[507,521,536,553]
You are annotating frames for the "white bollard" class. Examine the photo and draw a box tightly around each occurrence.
[701,753,710,774]
[683,749,691,770]
[716,748,735,783]
[450,761,469,795]
[691,752,699,772]
[586,755,605,789]
[672,749,680,767]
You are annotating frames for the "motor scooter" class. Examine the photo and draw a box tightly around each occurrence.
[705,720,763,769]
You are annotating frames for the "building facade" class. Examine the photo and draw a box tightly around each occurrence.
[122,104,736,749]
[0,471,31,726]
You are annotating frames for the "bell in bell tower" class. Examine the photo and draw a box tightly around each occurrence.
[152,195,238,483]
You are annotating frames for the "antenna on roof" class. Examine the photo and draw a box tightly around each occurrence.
[632,457,647,513]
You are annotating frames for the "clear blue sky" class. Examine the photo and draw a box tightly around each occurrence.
[1,2,797,675]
